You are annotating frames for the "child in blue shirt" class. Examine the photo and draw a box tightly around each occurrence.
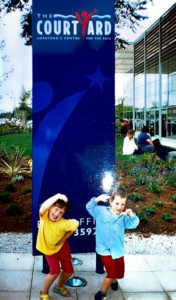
[86,187,139,300]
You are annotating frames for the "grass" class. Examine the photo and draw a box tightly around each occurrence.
[115,136,142,162]
[0,133,32,156]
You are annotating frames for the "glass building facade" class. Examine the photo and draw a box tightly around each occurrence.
[116,4,176,146]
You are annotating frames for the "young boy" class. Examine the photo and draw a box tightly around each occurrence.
[86,187,139,300]
[36,193,79,300]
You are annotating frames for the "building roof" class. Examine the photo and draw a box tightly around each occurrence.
[115,3,176,75]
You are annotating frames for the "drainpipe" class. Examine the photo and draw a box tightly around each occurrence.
[133,43,135,130]
[144,32,146,126]
[159,17,162,141]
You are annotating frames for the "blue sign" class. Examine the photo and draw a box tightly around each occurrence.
[33,0,115,255]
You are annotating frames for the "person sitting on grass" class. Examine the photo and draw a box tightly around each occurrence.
[137,125,173,160]
[36,193,79,300]
[137,126,154,153]
[123,129,142,155]
[86,188,139,300]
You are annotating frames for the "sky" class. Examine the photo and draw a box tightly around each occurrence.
[0,9,32,113]
[0,0,175,112]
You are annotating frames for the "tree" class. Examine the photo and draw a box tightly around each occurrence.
[115,96,133,120]
[0,0,32,46]
[0,39,14,87]
[0,0,153,48]
[15,86,31,124]
[115,0,153,49]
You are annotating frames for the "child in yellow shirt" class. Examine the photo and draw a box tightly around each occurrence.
[36,193,79,300]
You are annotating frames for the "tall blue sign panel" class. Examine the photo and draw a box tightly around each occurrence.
[33,0,115,255]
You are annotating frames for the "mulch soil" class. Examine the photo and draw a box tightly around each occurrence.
[0,167,176,235]
[119,167,176,236]
[0,173,32,233]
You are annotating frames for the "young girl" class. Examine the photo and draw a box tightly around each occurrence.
[36,193,79,300]
[86,187,139,300]
[123,129,142,155]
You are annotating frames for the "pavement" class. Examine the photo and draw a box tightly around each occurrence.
[0,253,176,300]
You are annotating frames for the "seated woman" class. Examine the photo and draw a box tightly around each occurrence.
[137,126,154,153]
[123,129,142,155]
[137,125,173,160]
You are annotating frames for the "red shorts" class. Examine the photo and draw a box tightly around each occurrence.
[100,255,125,279]
[45,240,74,275]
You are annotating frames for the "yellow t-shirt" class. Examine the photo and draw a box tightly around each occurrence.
[36,210,79,255]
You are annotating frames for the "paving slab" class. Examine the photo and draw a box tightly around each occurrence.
[143,255,176,271]
[123,292,170,300]
[0,270,32,292]
[0,253,34,270]
[75,270,124,300]
[34,254,96,272]
[31,271,49,292]
[154,271,176,291]
[77,288,125,300]
[124,255,151,272]
[31,290,77,300]
[72,253,96,271]
[167,292,176,300]
[31,271,77,298]
[73,271,105,294]
[0,291,30,300]
[118,271,163,293]
[34,256,43,271]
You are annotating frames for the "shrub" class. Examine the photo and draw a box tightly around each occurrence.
[12,175,24,183]
[136,174,147,186]
[137,210,148,222]
[147,181,162,193]
[22,187,32,194]
[167,175,176,187]
[161,213,173,222]
[119,160,129,169]
[0,144,30,178]
[6,203,21,216]
[144,205,155,214]
[0,192,11,203]
[154,200,163,207]
[0,124,10,136]
[171,195,176,202]
[4,182,14,193]
[129,192,144,202]
[173,206,176,211]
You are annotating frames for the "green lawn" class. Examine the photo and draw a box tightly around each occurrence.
[115,136,142,162]
[0,133,32,156]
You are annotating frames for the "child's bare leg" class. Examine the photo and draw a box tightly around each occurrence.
[56,271,72,296]
[42,273,59,296]
[101,277,115,293]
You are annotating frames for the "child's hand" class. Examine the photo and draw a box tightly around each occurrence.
[121,209,134,217]
[55,239,63,246]
[95,194,110,202]
[57,193,68,202]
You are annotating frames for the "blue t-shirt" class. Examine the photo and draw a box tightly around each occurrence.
[137,132,151,148]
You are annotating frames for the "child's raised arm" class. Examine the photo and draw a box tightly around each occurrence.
[121,209,139,229]
[86,194,110,219]
[40,193,68,217]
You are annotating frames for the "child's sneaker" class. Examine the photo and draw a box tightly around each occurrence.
[111,279,118,290]
[94,290,106,300]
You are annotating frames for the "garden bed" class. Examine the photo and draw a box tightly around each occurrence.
[118,165,176,236]
[0,173,32,233]
[0,152,176,236]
